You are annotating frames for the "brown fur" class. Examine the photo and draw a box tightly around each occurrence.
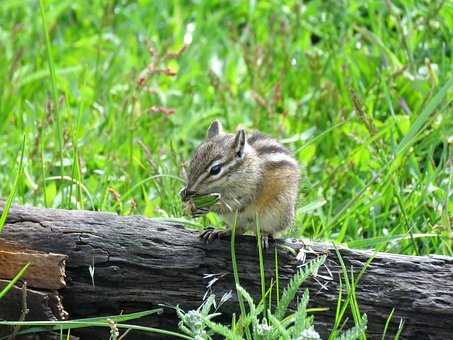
[255,167,297,215]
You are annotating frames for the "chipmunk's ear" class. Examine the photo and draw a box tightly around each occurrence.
[233,129,246,158]
[207,120,223,139]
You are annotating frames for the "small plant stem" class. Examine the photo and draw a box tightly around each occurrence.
[230,212,252,340]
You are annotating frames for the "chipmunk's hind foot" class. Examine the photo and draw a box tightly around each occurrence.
[261,234,275,252]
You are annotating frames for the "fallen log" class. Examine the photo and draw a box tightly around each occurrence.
[0,204,452,339]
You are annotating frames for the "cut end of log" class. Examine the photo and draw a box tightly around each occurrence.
[0,238,69,333]
[0,239,67,290]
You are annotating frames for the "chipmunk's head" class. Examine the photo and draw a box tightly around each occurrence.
[181,120,261,211]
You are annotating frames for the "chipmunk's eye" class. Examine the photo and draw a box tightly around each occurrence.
[209,164,222,176]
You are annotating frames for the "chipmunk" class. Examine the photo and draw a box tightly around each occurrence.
[180,120,300,248]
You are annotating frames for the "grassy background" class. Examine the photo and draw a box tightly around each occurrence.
[0,0,451,256]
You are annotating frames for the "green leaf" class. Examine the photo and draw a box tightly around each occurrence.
[275,256,326,320]
[291,288,310,336]
[10,322,189,339]
[202,316,239,340]
[234,303,265,331]
[0,309,163,328]
[236,285,256,315]
[355,26,402,69]
[192,193,221,209]
[346,233,438,248]
[44,181,57,207]
[268,312,291,340]
[335,314,367,340]
[201,294,217,316]
[396,77,453,156]
[298,199,327,215]
[0,309,192,340]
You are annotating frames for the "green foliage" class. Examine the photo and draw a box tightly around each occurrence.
[0,0,450,337]
[336,315,368,340]
[0,309,193,339]
[291,289,310,336]
[275,255,326,320]
[175,255,367,340]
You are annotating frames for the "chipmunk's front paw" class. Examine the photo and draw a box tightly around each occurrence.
[199,228,230,243]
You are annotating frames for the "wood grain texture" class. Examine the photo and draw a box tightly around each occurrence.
[1,204,452,340]
[0,240,67,290]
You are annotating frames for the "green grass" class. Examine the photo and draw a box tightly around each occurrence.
[2,3,450,337]
[0,0,452,258]
[0,135,25,232]
[0,309,192,339]
[174,254,358,340]
[0,263,30,299]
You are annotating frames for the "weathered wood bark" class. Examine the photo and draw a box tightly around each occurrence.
[1,204,452,340]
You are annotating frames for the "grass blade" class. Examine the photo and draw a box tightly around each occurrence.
[6,323,190,339]
[0,309,191,339]
[0,309,162,327]
[39,0,65,198]
[255,215,266,313]
[335,314,367,340]
[230,212,252,340]
[0,135,25,232]
[381,308,395,340]
[347,233,438,249]
[0,262,30,299]
[396,77,453,155]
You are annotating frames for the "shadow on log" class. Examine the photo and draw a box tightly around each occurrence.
[0,204,452,339]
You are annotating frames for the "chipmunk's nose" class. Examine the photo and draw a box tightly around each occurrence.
[179,187,195,202]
